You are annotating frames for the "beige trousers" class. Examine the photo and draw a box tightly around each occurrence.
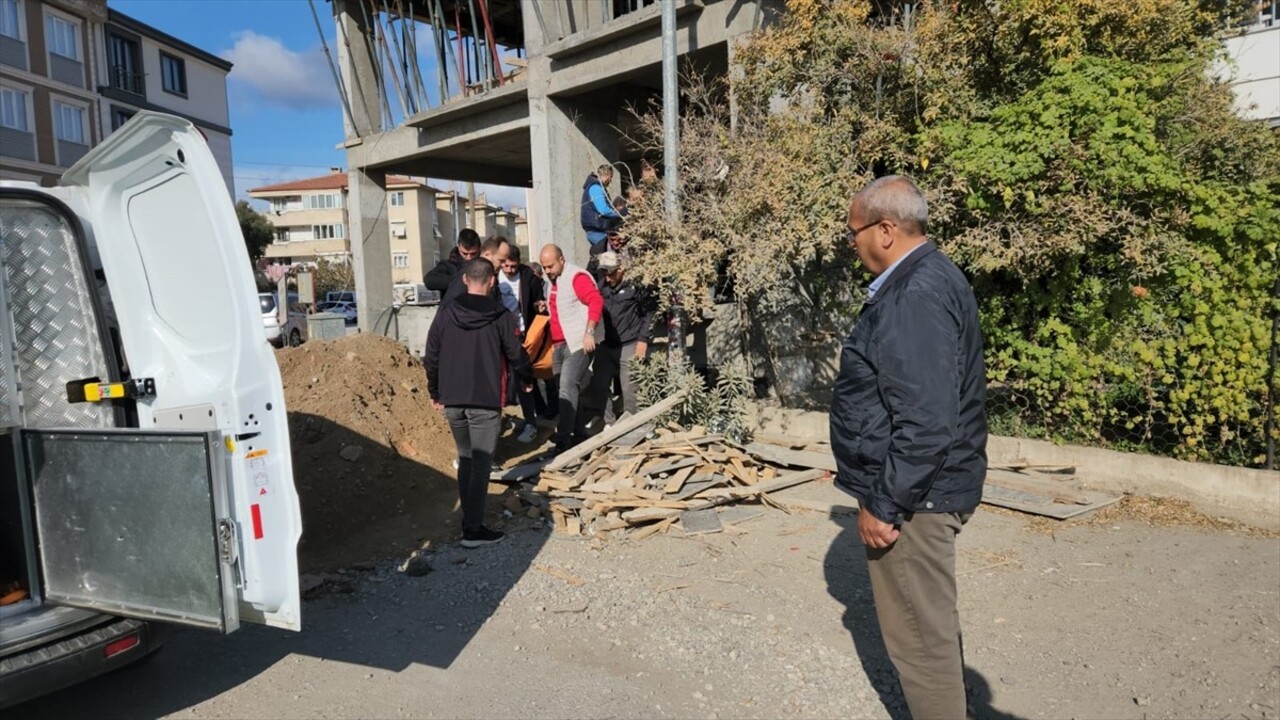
[866,511,971,720]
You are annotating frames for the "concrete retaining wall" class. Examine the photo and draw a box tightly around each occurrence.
[749,406,1280,531]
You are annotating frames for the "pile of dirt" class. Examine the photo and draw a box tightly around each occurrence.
[275,334,462,572]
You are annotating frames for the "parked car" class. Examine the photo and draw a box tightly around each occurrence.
[324,290,357,304]
[0,112,302,709]
[260,293,308,347]
[317,301,358,324]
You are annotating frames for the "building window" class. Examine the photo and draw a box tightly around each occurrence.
[0,0,22,41]
[107,33,144,96]
[110,106,135,131]
[274,228,291,243]
[304,193,342,210]
[160,52,186,96]
[44,13,77,60]
[390,191,405,206]
[312,224,345,240]
[270,197,290,213]
[393,253,409,268]
[54,101,85,144]
[0,85,29,131]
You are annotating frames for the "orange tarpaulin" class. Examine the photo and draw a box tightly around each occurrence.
[523,314,554,379]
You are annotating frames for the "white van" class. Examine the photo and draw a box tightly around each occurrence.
[0,112,303,707]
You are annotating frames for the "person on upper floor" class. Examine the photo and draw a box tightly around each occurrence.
[580,164,622,257]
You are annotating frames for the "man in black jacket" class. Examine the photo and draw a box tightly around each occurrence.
[424,228,481,293]
[441,235,510,306]
[425,258,532,548]
[589,251,655,426]
[830,175,987,720]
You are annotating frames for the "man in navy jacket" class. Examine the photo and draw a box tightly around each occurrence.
[830,175,988,720]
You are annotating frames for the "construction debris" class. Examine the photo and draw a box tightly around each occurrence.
[521,421,829,541]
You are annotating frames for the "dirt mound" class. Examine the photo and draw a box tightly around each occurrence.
[276,334,461,572]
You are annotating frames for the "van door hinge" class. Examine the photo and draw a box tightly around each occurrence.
[65,377,157,403]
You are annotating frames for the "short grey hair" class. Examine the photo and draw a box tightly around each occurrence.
[851,175,928,237]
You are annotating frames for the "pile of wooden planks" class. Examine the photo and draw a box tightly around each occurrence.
[523,422,827,541]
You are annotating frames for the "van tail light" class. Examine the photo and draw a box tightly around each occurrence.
[104,634,140,659]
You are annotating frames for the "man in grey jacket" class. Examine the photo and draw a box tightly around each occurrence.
[830,175,988,720]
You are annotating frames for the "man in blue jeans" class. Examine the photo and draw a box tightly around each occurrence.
[425,259,532,548]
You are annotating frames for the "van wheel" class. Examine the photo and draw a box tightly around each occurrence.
[289,329,303,347]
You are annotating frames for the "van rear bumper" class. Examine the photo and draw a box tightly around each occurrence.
[0,616,165,709]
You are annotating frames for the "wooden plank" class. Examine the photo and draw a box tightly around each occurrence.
[986,468,1091,505]
[663,465,696,494]
[643,456,701,477]
[631,516,677,541]
[622,507,682,523]
[685,469,827,511]
[546,395,685,472]
[491,459,549,483]
[744,442,838,473]
[981,479,1120,520]
[609,422,654,449]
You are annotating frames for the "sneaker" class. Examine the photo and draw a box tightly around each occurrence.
[517,424,538,444]
[460,526,505,548]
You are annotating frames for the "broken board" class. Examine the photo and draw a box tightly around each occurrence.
[744,442,838,473]
[982,470,1120,519]
[680,508,723,535]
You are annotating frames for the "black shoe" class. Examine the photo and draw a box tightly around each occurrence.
[460,526,505,548]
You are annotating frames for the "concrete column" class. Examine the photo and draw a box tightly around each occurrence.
[527,93,620,265]
[335,0,391,332]
[333,0,383,140]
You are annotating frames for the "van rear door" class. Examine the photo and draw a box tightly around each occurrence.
[45,111,303,632]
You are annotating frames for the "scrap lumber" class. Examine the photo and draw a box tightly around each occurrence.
[982,467,1119,519]
[743,442,838,473]
[545,392,686,471]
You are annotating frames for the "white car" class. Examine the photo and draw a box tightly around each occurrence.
[322,301,357,324]
[260,293,308,347]
[0,112,303,707]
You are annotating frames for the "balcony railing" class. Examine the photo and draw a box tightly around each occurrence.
[107,65,145,96]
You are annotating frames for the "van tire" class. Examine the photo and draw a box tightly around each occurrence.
[289,329,302,347]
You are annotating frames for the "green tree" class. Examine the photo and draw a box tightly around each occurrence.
[621,0,1279,466]
[236,200,274,262]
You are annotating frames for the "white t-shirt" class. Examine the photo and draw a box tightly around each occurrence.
[498,272,523,331]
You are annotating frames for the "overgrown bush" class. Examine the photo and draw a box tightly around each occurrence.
[631,356,754,442]
[620,0,1279,466]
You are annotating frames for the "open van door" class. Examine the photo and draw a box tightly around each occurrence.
[37,112,303,632]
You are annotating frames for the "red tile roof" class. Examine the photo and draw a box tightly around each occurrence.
[247,172,425,194]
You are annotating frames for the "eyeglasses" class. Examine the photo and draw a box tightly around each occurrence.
[845,220,882,244]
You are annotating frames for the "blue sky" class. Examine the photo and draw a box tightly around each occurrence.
[112,0,525,209]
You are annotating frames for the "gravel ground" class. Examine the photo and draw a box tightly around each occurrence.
[13,480,1280,719]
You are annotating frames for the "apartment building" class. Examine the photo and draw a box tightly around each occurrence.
[97,8,235,194]
[249,171,444,287]
[0,1,232,191]
[0,0,106,185]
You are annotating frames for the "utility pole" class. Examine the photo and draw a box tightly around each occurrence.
[661,1,685,364]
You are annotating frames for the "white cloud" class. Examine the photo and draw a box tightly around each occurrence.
[223,31,335,111]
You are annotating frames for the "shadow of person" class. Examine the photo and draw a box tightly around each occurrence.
[825,509,1025,720]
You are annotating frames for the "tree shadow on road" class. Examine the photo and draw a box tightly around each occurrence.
[10,413,550,719]
[824,509,1025,720]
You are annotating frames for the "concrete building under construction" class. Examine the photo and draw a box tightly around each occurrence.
[323,0,782,331]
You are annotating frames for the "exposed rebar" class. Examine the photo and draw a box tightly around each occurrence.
[306,0,359,135]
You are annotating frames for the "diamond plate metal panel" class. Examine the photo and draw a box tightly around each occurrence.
[0,199,114,429]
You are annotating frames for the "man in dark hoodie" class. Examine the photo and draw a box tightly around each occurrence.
[424,228,481,293]
[440,235,510,306]
[425,258,532,548]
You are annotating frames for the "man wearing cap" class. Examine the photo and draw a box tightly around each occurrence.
[591,251,657,426]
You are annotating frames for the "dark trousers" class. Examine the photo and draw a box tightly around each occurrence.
[552,342,592,450]
[588,341,640,425]
[865,510,971,720]
[511,366,539,428]
[444,407,500,532]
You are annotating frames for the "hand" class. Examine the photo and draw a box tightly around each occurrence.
[582,332,597,354]
[535,300,547,314]
[858,509,900,549]
[431,401,444,412]
[523,384,534,393]
[634,341,648,360]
